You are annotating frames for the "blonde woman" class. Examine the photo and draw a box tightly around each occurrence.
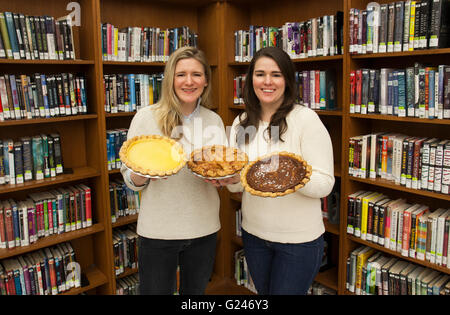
[121,47,226,295]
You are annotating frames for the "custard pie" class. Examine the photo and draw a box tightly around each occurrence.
[241,151,312,197]
[188,145,248,178]
[119,135,186,177]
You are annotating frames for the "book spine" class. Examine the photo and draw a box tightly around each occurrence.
[442,143,450,195]
[444,66,450,119]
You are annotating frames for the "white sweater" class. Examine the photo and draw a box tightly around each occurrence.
[121,105,226,240]
[228,105,335,243]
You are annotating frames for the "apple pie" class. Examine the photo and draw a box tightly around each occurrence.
[241,151,312,197]
[119,134,186,177]
[188,145,248,178]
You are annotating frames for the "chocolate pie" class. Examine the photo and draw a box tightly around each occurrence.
[188,145,248,178]
[241,152,312,197]
[119,135,186,177]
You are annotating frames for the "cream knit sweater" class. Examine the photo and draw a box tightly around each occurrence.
[121,105,226,240]
[227,105,335,243]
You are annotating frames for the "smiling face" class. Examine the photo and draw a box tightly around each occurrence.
[173,57,208,111]
[252,56,286,111]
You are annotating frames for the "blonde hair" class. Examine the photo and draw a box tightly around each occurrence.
[154,46,212,138]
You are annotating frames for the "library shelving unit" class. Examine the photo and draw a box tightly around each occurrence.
[343,0,450,294]
[2,0,448,296]
[0,0,110,294]
[97,0,224,294]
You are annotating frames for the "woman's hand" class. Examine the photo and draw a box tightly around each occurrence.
[130,172,150,186]
[217,173,241,186]
[204,173,241,187]
[204,178,221,187]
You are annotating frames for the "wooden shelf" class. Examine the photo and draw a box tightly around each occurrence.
[0,114,98,127]
[348,235,450,275]
[0,167,101,195]
[116,267,138,279]
[229,54,343,66]
[0,224,105,260]
[103,61,166,67]
[351,48,450,59]
[228,104,343,117]
[103,60,218,67]
[60,264,108,295]
[105,112,136,118]
[316,110,343,116]
[350,113,450,125]
[349,176,450,202]
[112,214,139,228]
[0,59,95,65]
[315,266,339,291]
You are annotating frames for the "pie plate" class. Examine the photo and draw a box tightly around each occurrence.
[124,164,169,179]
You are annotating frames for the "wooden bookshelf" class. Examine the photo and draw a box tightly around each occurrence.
[0,0,112,295]
[98,0,224,294]
[343,0,450,296]
[219,0,346,295]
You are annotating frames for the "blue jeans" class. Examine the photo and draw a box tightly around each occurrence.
[138,232,217,295]
[242,229,324,295]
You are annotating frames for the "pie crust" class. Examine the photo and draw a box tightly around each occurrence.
[241,151,312,197]
[119,135,186,177]
[187,145,248,178]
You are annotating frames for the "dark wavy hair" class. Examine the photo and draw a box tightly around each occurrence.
[236,47,298,145]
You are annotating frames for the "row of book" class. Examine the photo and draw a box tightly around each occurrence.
[234,249,257,293]
[349,64,450,119]
[116,273,139,295]
[0,134,63,186]
[295,70,336,110]
[107,128,127,170]
[349,0,450,55]
[347,245,450,295]
[0,184,92,250]
[0,73,88,121]
[103,73,162,113]
[110,179,141,224]
[0,242,80,295]
[101,24,198,63]
[0,12,75,60]
[347,191,450,266]
[233,69,337,110]
[234,12,344,62]
[113,224,138,276]
[348,134,450,195]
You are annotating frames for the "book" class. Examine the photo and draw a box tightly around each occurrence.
[436,209,450,265]
[394,1,404,52]
[384,198,407,248]
[355,246,376,295]
[427,208,448,263]
[355,191,376,237]
[387,3,396,53]
[379,4,388,53]
[361,193,385,241]
[429,0,450,48]
[387,260,408,294]
[380,257,398,295]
